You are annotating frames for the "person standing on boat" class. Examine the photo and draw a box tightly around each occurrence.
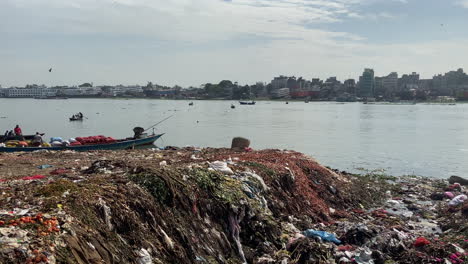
[79,112,83,118]
[14,125,22,136]
[31,132,44,147]
[14,125,24,141]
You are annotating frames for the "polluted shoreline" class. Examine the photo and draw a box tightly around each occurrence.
[0,147,466,264]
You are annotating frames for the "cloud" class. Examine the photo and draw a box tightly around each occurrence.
[0,0,466,87]
[458,0,468,8]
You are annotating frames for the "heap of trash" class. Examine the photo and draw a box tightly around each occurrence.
[0,148,466,264]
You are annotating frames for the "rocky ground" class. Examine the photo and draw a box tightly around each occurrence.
[0,148,466,264]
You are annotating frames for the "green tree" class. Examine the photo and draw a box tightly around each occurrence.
[79,83,93,87]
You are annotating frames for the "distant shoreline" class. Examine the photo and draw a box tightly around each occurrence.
[1,97,466,104]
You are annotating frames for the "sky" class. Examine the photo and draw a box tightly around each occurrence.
[1,0,468,87]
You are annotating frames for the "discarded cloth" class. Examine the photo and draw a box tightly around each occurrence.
[21,175,46,181]
[414,237,431,247]
[448,195,467,206]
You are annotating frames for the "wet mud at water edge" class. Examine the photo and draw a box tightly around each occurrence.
[0,148,466,264]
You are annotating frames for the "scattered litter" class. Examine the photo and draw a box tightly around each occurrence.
[37,164,53,169]
[21,175,46,180]
[209,161,233,174]
[414,237,431,247]
[302,230,341,244]
[448,194,467,206]
[136,248,152,264]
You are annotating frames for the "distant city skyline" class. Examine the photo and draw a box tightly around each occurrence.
[1,0,468,87]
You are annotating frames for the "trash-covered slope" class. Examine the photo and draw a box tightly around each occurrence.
[0,148,466,264]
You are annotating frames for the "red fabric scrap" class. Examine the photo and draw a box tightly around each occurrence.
[371,209,388,218]
[21,175,46,181]
[414,237,431,247]
[337,245,354,251]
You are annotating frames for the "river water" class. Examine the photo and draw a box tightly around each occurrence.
[1,98,467,178]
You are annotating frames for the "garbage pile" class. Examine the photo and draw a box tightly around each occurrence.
[0,148,466,264]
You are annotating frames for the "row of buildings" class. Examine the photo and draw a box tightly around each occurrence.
[2,68,468,100]
[267,68,468,101]
[0,85,145,98]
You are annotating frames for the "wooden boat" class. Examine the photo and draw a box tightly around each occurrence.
[0,134,163,153]
[239,101,256,105]
[0,135,35,142]
[69,116,83,121]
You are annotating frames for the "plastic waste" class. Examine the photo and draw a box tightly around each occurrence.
[209,161,234,174]
[37,164,53,169]
[21,175,46,180]
[136,248,152,264]
[302,229,341,244]
[354,248,374,264]
[448,195,467,206]
[444,192,455,199]
[414,237,431,247]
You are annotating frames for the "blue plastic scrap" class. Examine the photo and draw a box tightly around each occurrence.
[302,229,342,244]
[37,164,53,169]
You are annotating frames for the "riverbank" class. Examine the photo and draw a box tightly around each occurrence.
[0,148,466,264]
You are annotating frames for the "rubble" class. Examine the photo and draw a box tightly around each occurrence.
[0,148,466,264]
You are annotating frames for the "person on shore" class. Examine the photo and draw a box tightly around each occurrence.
[14,125,22,136]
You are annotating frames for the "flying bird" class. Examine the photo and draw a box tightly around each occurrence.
[49,68,52,72]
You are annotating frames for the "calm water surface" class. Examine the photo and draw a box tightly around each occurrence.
[1,98,467,178]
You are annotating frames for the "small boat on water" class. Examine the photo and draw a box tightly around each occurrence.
[231,104,235,109]
[189,102,194,106]
[69,116,83,121]
[239,101,256,105]
[0,133,163,153]
[70,112,84,121]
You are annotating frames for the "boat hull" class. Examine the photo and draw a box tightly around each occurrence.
[0,134,163,152]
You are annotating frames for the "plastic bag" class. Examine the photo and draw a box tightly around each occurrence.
[448,195,467,206]
[302,229,341,244]
[209,161,234,174]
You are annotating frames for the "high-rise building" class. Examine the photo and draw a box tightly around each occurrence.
[344,79,356,94]
[399,72,419,91]
[271,76,289,90]
[358,68,375,98]
[382,72,398,97]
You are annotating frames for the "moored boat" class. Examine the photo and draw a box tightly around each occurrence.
[0,134,163,152]
[239,101,256,105]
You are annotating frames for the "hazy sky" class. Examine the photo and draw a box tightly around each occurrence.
[1,0,468,87]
